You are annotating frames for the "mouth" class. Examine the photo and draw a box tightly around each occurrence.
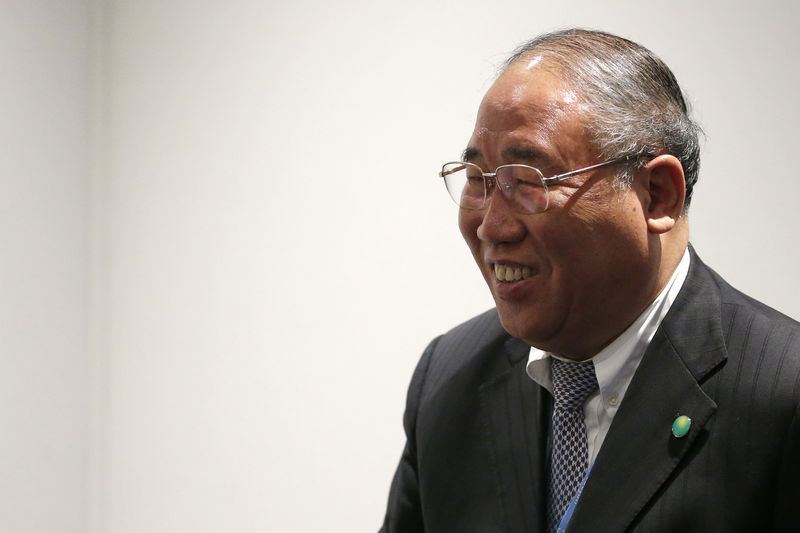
[492,263,538,283]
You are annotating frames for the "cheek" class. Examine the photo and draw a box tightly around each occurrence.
[459,211,492,273]
[562,187,645,235]
[533,199,643,271]
[458,211,482,247]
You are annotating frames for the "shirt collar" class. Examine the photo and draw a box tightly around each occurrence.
[526,249,691,406]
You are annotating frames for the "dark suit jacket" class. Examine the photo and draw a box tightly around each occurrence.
[381,250,800,532]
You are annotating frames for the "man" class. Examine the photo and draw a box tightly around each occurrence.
[380,29,800,532]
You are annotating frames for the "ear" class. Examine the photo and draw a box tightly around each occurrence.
[640,154,686,234]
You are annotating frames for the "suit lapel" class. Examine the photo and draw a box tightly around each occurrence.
[568,250,729,533]
[479,336,550,533]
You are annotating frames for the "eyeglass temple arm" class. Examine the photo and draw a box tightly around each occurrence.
[439,164,466,178]
[543,155,638,183]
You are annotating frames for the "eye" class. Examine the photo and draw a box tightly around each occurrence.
[516,177,545,191]
[497,166,546,191]
[465,171,485,184]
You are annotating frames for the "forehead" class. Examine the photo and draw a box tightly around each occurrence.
[468,62,588,167]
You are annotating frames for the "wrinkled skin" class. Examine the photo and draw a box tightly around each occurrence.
[458,61,682,360]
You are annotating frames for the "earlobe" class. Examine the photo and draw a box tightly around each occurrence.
[643,155,686,234]
[647,214,676,233]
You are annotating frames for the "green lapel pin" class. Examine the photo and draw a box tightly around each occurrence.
[672,415,692,438]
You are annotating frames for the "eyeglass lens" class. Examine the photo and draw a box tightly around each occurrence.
[441,162,549,214]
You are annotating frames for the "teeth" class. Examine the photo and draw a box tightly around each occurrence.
[494,264,535,282]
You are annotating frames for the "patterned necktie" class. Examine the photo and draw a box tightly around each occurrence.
[547,358,598,533]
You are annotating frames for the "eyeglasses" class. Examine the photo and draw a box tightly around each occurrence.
[439,155,637,214]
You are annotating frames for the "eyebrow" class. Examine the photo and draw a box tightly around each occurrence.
[461,145,553,166]
[462,146,480,162]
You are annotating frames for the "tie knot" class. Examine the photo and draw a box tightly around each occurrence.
[551,358,598,410]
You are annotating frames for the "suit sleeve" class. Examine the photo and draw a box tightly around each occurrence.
[379,336,439,533]
[771,400,800,532]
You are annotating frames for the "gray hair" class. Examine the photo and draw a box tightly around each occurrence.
[503,29,702,210]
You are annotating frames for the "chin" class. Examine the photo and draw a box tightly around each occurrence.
[496,309,536,342]
[495,303,562,350]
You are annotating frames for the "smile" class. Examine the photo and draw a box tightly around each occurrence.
[493,264,537,282]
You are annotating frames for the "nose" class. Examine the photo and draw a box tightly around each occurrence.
[476,187,526,244]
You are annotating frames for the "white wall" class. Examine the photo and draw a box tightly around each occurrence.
[4,1,798,532]
[0,2,89,532]
[96,2,800,532]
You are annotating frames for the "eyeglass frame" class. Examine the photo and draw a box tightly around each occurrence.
[439,154,640,213]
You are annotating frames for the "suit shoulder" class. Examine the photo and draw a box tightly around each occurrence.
[700,261,800,409]
[438,308,506,350]
[687,250,799,331]
[417,308,525,400]
[706,263,800,332]
[427,308,505,369]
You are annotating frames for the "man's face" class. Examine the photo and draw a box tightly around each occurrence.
[459,62,660,359]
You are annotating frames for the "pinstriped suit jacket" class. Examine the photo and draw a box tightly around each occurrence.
[380,249,800,532]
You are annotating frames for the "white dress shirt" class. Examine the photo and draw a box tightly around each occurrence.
[526,249,690,464]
